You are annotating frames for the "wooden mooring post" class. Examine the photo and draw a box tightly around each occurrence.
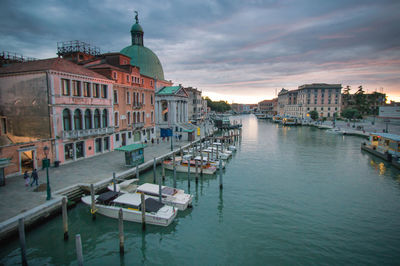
[118,209,124,255]
[173,153,177,188]
[90,184,96,220]
[219,159,223,190]
[62,197,69,240]
[76,234,84,266]
[153,158,157,183]
[141,192,146,230]
[158,169,162,202]
[113,172,117,192]
[136,164,140,179]
[162,160,165,181]
[18,218,27,266]
[187,159,191,188]
[195,160,199,184]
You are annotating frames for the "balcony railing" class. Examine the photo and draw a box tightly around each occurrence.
[133,122,145,129]
[133,103,143,109]
[62,127,114,139]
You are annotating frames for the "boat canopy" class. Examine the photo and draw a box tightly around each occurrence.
[97,191,120,204]
[144,198,165,212]
[113,193,142,206]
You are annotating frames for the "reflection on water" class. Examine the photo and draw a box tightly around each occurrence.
[2,115,400,265]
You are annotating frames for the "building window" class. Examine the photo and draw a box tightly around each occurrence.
[151,94,153,105]
[72,81,81,96]
[151,111,154,122]
[94,109,101,128]
[127,112,131,124]
[142,93,145,104]
[128,132,132,138]
[63,109,71,131]
[321,107,324,111]
[114,90,118,104]
[74,109,83,130]
[142,78,144,84]
[84,82,91,97]
[95,138,102,153]
[1,117,7,135]
[93,83,99,98]
[126,75,129,82]
[64,143,74,160]
[102,109,108,127]
[115,112,119,127]
[116,134,120,141]
[76,141,84,159]
[131,76,134,83]
[113,72,117,80]
[101,85,107,98]
[84,109,92,129]
[62,79,70,96]
[142,112,145,123]
[127,91,131,104]
[150,80,153,87]
[104,137,110,151]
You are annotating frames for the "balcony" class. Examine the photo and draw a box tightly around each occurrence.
[133,103,143,109]
[62,127,114,139]
[133,122,144,129]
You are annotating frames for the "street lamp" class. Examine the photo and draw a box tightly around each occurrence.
[43,146,51,200]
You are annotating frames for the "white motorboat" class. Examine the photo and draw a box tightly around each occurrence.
[193,155,225,169]
[81,191,177,227]
[228,145,237,152]
[163,156,217,175]
[136,183,193,211]
[107,178,138,193]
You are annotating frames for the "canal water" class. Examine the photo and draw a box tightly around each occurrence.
[2,115,400,265]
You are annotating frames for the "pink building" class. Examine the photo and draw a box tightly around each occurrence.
[0,58,114,177]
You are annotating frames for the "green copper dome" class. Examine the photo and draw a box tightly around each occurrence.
[131,23,143,33]
[120,45,165,80]
[121,13,165,80]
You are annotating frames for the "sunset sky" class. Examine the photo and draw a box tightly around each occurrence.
[1,0,399,104]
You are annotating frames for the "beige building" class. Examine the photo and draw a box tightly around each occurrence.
[277,83,342,119]
[185,87,203,123]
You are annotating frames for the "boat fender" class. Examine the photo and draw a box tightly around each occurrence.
[90,208,98,214]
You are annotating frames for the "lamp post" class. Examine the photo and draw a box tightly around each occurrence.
[43,146,51,200]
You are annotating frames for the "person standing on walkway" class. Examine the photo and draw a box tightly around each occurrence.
[23,171,30,187]
[30,169,39,186]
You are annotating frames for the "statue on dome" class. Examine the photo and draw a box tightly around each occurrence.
[135,11,139,24]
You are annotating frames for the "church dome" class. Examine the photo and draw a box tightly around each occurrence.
[121,13,164,80]
[120,45,165,80]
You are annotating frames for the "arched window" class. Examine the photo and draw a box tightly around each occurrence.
[133,112,136,123]
[137,112,140,123]
[94,109,101,128]
[142,112,145,123]
[127,111,131,125]
[115,112,119,127]
[84,109,92,129]
[63,109,71,131]
[102,109,108,127]
[74,109,82,130]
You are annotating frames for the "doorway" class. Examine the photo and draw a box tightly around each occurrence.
[122,133,126,146]
[20,149,35,173]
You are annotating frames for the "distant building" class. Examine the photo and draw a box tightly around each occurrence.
[231,103,250,114]
[258,99,277,116]
[185,87,203,123]
[379,106,400,119]
[277,83,342,119]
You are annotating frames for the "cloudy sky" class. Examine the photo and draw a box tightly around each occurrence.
[1,0,399,103]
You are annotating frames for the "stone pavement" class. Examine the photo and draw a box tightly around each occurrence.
[0,122,215,223]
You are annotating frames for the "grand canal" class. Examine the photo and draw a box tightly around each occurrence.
[2,115,400,265]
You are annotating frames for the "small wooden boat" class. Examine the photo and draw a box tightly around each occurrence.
[81,191,177,226]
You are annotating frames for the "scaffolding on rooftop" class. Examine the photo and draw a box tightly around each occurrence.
[57,40,101,57]
[0,51,37,66]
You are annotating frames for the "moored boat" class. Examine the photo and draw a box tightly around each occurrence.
[163,157,217,175]
[81,191,177,226]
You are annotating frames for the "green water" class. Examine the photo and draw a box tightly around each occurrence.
[2,115,400,265]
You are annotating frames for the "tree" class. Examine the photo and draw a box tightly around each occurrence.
[341,108,360,120]
[342,85,352,106]
[308,110,318,120]
[204,97,231,113]
[354,85,367,115]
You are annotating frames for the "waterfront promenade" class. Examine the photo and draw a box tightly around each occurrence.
[0,124,213,224]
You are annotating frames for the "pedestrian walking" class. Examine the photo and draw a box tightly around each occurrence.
[23,171,30,187]
[30,169,39,187]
